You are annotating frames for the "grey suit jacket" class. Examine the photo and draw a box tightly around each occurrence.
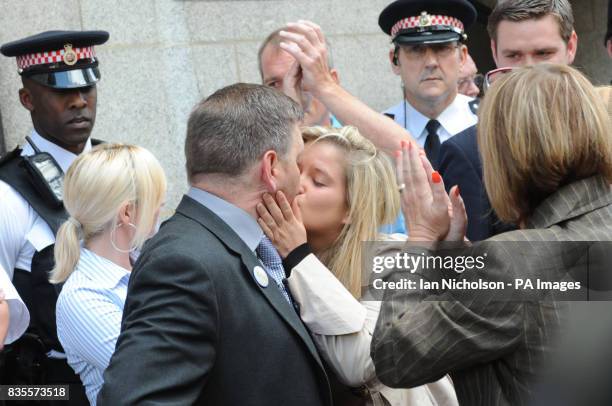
[97,195,332,406]
[371,176,612,406]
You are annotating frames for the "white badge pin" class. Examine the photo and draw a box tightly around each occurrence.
[253,265,269,288]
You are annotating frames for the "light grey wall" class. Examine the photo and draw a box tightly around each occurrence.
[0,0,609,209]
[0,0,402,209]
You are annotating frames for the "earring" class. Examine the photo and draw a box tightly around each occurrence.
[110,222,137,253]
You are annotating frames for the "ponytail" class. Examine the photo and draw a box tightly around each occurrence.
[50,217,83,284]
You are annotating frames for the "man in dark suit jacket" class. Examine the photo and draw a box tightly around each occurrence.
[97,83,332,405]
[438,0,580,240]
[438,125,514,240]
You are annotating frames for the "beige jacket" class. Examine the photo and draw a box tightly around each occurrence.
[286,235,458,406]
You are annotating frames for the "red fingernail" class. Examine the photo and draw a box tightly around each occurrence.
[408,141,412,151]
[432,171,442,184]
[454,186,460,197]
[395,150,402,158]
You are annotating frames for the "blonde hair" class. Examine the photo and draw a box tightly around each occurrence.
[478,64,612,225]
[595,85,612,122]
[302,126,400,298]
[50,144,167,283]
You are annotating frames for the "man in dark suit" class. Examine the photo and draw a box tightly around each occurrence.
[438,0,578,240]
[438,126,514,240]
[97,83,332,405]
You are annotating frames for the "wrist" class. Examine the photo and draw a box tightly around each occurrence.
[312,79,339,101]
[282,242,312,277]
[408,231,440,243]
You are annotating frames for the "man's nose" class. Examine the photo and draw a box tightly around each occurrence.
[67,89,88,109]
[521,56,534,67]
[298,175,307,194]
[423,48,439,68]
[468,81,480,97]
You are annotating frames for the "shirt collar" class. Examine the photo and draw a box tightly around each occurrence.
[187,187,263,251]
[403,101,430,142]
[394,94,478,141]
[436,94,478,136]
[20,129,93,173]
[330,114,343,129]
[78,248,130,289]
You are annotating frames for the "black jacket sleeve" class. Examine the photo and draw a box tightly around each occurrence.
[97,244,218,405]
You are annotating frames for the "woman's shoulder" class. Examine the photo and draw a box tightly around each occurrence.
[59,249,126,304]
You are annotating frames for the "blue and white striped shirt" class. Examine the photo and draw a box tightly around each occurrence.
[56,248,130,406]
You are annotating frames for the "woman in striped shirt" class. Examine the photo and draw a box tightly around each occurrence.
[50,144,166,405]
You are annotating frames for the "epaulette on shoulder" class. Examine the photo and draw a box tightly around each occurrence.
[0,147,23,167]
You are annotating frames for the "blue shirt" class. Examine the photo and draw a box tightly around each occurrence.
[187,187,293,301]
[187,187,263,251]
[330,114,342,129]
[383,94,478,148]
[381,97,477,236]
[56,248,130,406]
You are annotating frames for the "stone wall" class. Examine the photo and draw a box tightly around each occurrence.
[0,0,609,208]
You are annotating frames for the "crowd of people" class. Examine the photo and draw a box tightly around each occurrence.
[0,0,611,405]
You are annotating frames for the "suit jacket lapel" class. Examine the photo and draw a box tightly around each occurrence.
[175,195,325,370]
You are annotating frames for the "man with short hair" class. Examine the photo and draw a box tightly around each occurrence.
[0,30,109,405]
[263,21,421,234]
[262,22,417,157]
[438,0,579,240]
[381,0,478,168]
[98,83,332,406]
[259,29,340,127]
[488,0,577,66]
[457,53,481,99]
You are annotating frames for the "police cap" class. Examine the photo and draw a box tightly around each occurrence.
[379,0,477,45]
[0,30,109,89]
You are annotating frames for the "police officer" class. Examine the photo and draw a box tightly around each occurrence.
[0,30,109,405]
[380,0,478,168]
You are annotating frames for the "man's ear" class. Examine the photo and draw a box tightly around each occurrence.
[260,150,279,192]
[459,44,468,67]
[490,39,499,67]
[19,87,34,112]
[566,30,578,64]
[389,48,401,75]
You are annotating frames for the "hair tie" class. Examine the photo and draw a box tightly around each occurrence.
[68,217,82,230]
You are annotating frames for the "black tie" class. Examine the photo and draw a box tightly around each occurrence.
[424,119,441,168]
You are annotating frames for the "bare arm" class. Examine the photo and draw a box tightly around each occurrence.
[279,20,416,156]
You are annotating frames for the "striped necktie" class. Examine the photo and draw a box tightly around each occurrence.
[256,236,293,304]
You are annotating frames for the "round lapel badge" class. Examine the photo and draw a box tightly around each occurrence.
[253,265,269,288]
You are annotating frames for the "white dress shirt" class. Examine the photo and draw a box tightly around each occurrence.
[0,130,92,277]
[56,248,130,406]
[0,264,29,345]
[384,94,478,147]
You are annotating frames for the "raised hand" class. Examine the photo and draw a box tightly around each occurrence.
[256,191,307,258]
[397,141,451,242]
[278,20,336,97]
[445,185,468,242]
